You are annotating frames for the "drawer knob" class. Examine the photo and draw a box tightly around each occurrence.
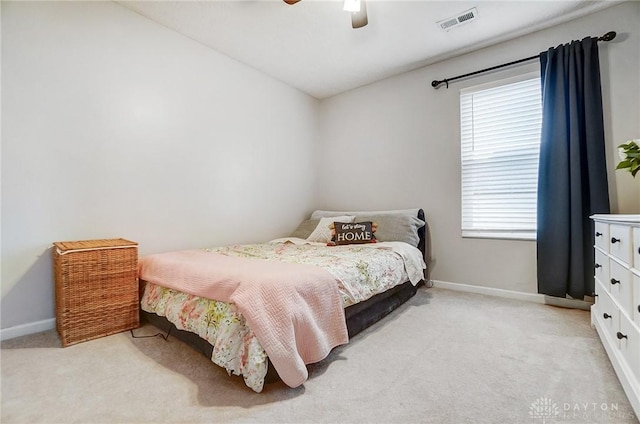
[593,293,599,297]
[611,237,620,244]
[616,331,628,340]
[603,313,612,319]
[610,278,620,285]
[595,263,602,269]
[596,232,603,237]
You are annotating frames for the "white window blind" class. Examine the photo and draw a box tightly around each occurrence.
[460,75,542,240]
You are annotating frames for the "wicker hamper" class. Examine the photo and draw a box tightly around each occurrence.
[53,238,139,347]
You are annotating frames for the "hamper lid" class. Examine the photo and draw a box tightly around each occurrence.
[53,238,137,253]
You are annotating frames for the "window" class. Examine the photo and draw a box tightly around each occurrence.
[460,73,542,240]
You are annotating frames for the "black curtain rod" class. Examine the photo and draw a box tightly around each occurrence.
[431,31,617,89]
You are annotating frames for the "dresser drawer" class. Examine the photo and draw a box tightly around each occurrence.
[610,258,633,316]
[633,227,640,272]
[595,248,609,288]
[595,221,609,252]
[634,274,640,327]
[610,224,632,265]
[596,283,619,341]
[618,311,640,385]
[594,278,607,313]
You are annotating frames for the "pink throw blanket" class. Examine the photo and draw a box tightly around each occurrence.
[138,249,349,388]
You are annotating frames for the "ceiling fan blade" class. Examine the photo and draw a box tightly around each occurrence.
[351,0,368,28]
[283,0,301,4]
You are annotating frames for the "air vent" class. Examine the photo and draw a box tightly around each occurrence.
[437,7,478,31]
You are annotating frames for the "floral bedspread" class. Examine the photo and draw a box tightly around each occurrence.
[140,241,416,392]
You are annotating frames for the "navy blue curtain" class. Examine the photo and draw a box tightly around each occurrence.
[537,37,610,299]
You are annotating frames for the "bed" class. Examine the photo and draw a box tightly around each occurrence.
[138,208,429,392]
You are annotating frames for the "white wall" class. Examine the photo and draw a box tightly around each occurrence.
[1,1,319,329]
[317,2,640,293]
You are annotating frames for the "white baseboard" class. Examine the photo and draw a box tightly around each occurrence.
[431,280,592,311]
[0,318,55,341]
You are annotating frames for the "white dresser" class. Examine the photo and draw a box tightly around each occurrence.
[591,214,640,417]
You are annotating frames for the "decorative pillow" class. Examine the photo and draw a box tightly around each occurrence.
[354,214,425,246]
[290,218,320,239]
[306,215,355,243]
[330,221,377,246]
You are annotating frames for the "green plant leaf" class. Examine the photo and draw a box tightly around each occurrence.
[616,160,632,169]
[615,140,640,176]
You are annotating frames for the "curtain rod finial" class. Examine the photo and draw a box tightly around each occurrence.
[431,79,449,89]
[599,31,616,42]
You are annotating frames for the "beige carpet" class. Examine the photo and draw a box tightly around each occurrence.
[1,287,637,424]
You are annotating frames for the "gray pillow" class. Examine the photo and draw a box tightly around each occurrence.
[290,218,320,239]
[354,214,425,246]
[311,208,420,219]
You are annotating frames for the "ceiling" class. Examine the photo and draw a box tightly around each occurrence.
[117,0,620,99]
